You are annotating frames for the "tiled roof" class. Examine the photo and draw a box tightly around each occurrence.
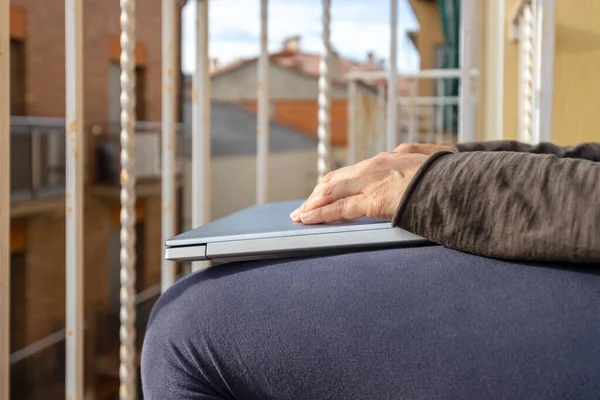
[182,101,318,156]
[211,48,379,85]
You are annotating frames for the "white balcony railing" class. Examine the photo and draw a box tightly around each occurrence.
[510,0,556,144]
[346,69,464,164]
[0,0,482,398]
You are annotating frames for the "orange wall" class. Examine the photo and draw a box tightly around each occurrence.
[10,6,27,40]
[242,100,348,146]
[10,222,27,253]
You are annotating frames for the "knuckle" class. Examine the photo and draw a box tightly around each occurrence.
[322,171,335,184]
[368,155,385,167]
[396,143,416,153]
[322,182,334,197]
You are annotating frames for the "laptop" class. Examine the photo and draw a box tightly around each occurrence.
[165,200,430,263]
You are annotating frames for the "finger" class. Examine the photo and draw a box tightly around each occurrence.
[394,143,418,154]
[302,176,366,214]
[293,166,357,217]
[300,194,367,224]
[300,156,383,213]
[294,157,377,221]
[290,201,306,222]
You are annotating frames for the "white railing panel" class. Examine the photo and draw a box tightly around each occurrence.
[348,69,463,162]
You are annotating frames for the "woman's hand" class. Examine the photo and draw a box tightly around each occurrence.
[290,152,429,224]
[394,143,457,155]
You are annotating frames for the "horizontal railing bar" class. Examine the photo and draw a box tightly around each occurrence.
[347,68,462,81]
[10,116,67,127]
[10,329,70,365]
[10,128,66,137]
[10,117,184,132]
[397,96,460,106]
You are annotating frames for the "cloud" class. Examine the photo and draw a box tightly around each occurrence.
[182,0,420,74]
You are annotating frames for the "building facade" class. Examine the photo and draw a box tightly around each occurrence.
[8,1,184,398]
[209,36,382,147]
[409,0,600,145]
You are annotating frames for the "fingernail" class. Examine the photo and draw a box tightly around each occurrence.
[290,209,299,221]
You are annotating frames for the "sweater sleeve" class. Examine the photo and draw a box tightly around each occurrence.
[455,141,600,161]
[392,151,600,263]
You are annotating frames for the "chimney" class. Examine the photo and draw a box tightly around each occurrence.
[210,58,219,73]
[283,35,301,52]
[367,52,375,66]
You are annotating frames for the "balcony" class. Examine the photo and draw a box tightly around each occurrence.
[10,117,66,218]
[92,121,185,194]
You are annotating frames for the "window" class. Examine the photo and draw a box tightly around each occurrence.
[135,66,146,122]
[10,252,27,398]
[10,39,26,115]
[10,252,26,351]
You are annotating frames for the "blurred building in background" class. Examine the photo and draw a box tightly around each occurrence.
[9,0,184,398]
[208,36,382,147]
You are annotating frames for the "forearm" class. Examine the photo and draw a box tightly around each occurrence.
[393,151,600,262]
[456,141,600,162]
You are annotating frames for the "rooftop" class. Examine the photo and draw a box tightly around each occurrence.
[184,101,318,156]
[210,35,383,85]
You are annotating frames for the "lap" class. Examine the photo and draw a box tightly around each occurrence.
[141,246,600,400]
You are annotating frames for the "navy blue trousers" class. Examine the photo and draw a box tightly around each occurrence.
[141,246,600,399]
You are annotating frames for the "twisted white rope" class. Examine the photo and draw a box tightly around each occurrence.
[317,0,332,182]
[119,0,137,398]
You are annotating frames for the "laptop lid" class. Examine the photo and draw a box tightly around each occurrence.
[165,200,428,262]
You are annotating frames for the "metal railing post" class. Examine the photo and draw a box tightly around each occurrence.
[191,0,210,273]
[119,0,137,398]
[536,0,555,143]
[0,0,10,396]
[408,78,417,143]
[347,79,357,165]
[65,0,85,397]
[435,79,444,143]
[119,0,136,400]
[458,0,479,143]
[386,0,398,150]
[257,0,269,203]
[376,85,386,154]
[317,0,331,182]
[161,0,177,287]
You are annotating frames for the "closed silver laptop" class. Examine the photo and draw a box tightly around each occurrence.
[165,200,429,263]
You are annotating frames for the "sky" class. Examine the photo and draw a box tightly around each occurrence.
[181,0,420,75]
